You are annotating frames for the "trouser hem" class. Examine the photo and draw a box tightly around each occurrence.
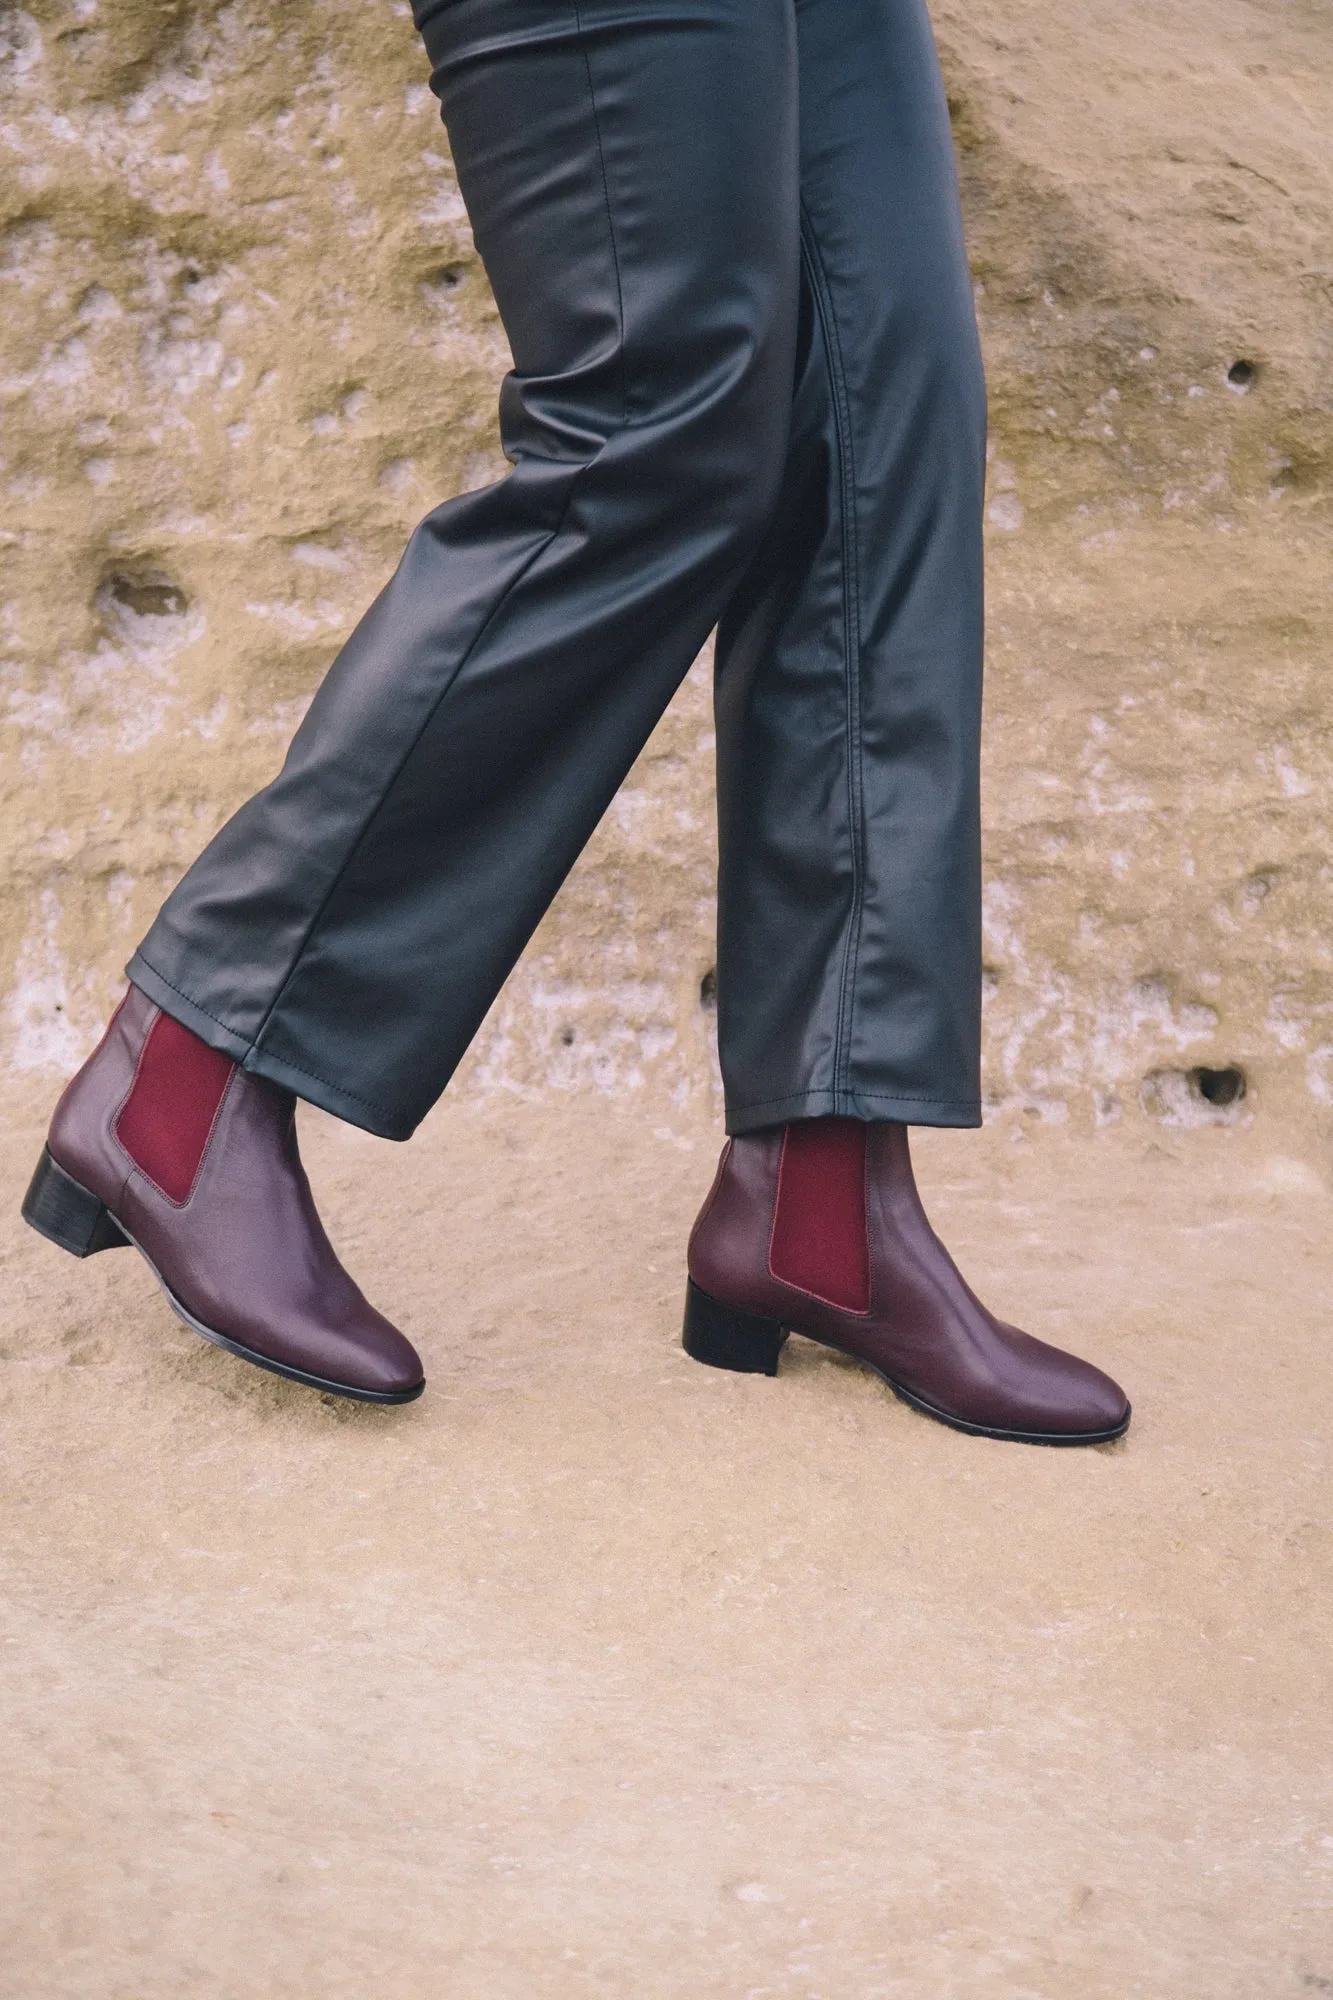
[724,1084,982,1136]
[126,952,411,1141]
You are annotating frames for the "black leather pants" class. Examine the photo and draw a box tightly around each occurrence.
[128,0,987,1141]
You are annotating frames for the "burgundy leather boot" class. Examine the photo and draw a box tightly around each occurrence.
[685,1119,1129,1445]
[21,986,424,1403]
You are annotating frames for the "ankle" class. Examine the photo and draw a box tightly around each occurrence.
[768,1118,871,1311]
[114,1002,236,1201]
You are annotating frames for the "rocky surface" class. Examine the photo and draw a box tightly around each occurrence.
[2,0,1331,1148]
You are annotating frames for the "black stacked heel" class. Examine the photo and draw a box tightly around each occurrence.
[22,1150,129,1259]
[682,1279,787,1376]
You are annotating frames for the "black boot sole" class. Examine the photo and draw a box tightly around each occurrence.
[683,1278,1130,1447]
[22,1149,425,1406]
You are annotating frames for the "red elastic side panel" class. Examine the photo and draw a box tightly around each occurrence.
[115,1013,235,1203]
[769,1117,871,1312]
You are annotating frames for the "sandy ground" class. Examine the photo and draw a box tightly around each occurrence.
[1,1086,1330,1998]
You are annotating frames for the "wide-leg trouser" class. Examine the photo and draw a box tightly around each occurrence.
[127,0,987,1142]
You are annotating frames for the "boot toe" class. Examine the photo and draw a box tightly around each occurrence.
[988,1327,1130,1441]
[1075,1364,1130,1438]
[1037,1351,1130,1440]
[324,1316,425,1401]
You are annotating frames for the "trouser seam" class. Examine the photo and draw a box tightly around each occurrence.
[247,1044,398,1119]
[571,0,629,425]
[728,1088,982,1112]
[798,208,864,1106]
[130,952,256,1049]
[246,20,632,1065]
[132,950,401,1120]
[247,513,570,1062]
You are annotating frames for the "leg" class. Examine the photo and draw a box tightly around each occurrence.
[686,1119,1130,1446]
[24,0,804,1402]
[714,0,986,1132]
[684,0,1130,1444]
[129,0,801,1140]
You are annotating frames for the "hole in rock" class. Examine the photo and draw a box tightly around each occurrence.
[436,264,466,290]
[1140,1066,1247,1126]
[699,968,717,1011]
[105,573,189,620]
[1226,359,1255,389]
[559,1027,575,1046]
[1190,1065,1246,1107]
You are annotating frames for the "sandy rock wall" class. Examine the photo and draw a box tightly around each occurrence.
[2,0,1330,1150]
[939,0,1333,1149]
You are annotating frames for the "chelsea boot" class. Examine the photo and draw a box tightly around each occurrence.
[685,1118,1129,1445]
[22,986,424,1403]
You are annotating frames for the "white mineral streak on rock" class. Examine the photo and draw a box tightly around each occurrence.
[245,695,314,738]
[6,576,204,766]
[0,10,42,86]
[244,599,353,636]
[986,491,1024,531]
[986,459,1024,530]
[1307,1047,1333,1107]
[7,888,90,1072]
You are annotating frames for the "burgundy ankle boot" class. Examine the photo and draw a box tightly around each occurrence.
[21,986,424,1403]
[685,1119,1129,1445]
